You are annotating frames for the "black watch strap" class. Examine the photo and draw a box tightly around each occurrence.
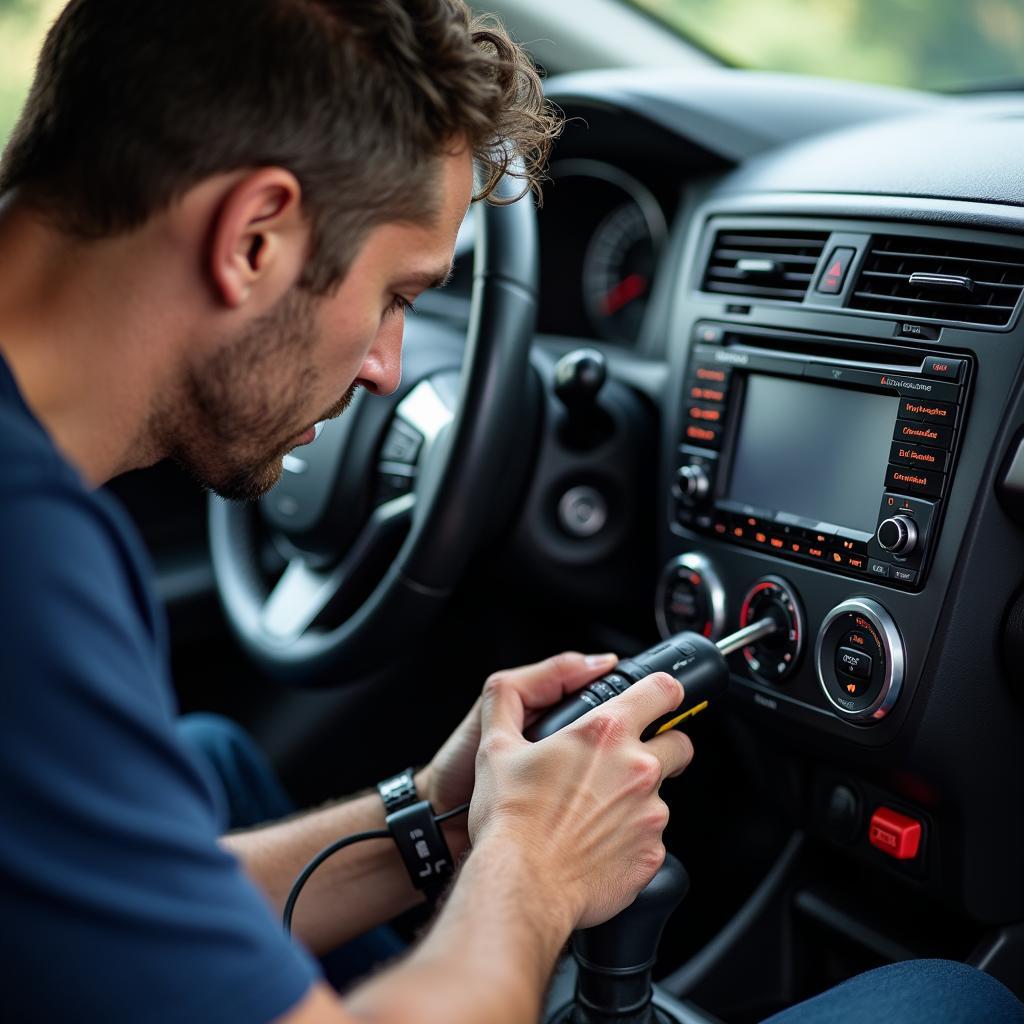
[377,768,419,816]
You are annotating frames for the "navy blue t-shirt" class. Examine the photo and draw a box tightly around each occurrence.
[0,355,318,1021]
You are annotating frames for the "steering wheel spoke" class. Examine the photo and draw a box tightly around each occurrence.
[260,492,414,643]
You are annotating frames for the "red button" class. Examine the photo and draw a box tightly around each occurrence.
[869,807,922,860]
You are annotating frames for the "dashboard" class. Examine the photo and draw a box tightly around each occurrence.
[516,69,1024,944]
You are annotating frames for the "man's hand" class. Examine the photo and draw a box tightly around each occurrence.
[420,651,621,855]
[468,660,694,929]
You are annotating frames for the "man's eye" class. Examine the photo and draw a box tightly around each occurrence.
[384,295,415,318]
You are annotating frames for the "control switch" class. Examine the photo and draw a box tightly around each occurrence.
[869,807,922,860]
[836,646,872,680]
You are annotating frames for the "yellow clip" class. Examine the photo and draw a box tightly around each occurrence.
[655,700,710,735]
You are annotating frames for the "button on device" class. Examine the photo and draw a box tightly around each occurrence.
[684,423,722,447]
[868,559,891,578]
[587,681,618,703]
[886,464,944,498]
[836,646,872,679]
[894,418,954,450]
[602,673,631,695]
[687,403,724,423]
[692,364,729,384]
[816,247,856,294]
[889,441,950,472]
[891,566,918,585]
[898,397,958,426]
[689,384,727,403]
[869,807,922,860]
[922,355,963,381]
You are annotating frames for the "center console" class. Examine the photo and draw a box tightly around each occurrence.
[654,210,1021,767]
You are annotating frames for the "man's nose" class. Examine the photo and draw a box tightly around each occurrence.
[359,326,404,396]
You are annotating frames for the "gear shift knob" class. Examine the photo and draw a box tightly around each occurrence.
[553,348,611,450]
[569,854,690,1023]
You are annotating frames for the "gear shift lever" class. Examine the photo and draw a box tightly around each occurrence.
[560,854,690,1023]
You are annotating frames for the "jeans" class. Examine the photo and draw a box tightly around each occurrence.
[177,712,405,988]
[762,959,1024,1023]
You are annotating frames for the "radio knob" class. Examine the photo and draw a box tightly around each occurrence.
[876,515,918,556]
[674,464,710,504]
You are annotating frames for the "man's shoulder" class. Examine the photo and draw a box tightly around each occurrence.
[0,398,81,492]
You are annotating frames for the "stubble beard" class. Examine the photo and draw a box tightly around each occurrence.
[160,287,357,502]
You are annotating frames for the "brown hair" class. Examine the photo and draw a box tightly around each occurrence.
[0,0,560,293]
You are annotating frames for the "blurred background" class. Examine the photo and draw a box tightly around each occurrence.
[3,0,1024,150]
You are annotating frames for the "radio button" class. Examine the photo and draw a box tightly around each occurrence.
[687,403,725,423]
[692,364,730,384]
[689,384,727,403]
[898,397,958,425]
[684,423,722,447]
[885,464,944,498]
[868,559,891,578]
[889,441,950,472]
[891,566,918,585]
[894,418,954,450]
[922,355,964,381]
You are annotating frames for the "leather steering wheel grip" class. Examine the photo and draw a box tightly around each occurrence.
[208,166,539,683]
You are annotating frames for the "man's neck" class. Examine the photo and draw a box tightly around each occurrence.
[0,202,176,486]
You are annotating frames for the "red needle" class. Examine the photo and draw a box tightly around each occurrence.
[601,272,648,315]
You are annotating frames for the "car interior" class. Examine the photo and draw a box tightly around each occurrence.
[9,0,1018,1018]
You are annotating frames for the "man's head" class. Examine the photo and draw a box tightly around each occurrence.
[0,0,557,496]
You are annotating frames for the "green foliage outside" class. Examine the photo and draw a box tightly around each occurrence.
[633,0,1024,91]
[2,0,1024,151]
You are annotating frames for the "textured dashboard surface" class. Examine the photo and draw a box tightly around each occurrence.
[719,100,1024,207]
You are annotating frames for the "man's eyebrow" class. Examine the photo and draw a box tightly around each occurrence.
[396,263,455,291]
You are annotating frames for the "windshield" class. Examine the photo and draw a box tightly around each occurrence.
[630,0,1024,92]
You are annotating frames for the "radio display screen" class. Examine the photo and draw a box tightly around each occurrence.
[727,375,899,534]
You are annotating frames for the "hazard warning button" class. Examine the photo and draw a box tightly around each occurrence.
[816,247,856,295]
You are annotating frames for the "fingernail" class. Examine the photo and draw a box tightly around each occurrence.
[586,653,617,668]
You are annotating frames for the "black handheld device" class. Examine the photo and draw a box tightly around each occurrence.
[526,618,777,742]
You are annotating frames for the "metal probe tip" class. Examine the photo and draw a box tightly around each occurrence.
[715,617,779,657]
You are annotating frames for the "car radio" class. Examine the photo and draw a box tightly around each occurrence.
[669,324,972,591]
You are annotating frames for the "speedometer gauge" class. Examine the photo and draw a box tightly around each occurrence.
[583,200,661,344]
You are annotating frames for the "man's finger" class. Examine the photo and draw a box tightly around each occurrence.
[643,727,695,780]
[495,651,618,717]
[606,672,685,736]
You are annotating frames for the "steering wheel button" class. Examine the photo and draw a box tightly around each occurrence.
[836,646,872,680]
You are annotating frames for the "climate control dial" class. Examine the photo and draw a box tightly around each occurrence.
[815,598,905,722]
[655,553,726,640]
[737,576,804,684]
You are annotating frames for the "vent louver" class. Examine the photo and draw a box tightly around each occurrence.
[701,229,829,302]
[850,235,1024,328]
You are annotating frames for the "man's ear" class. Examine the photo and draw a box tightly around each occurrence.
[207,168,307,309]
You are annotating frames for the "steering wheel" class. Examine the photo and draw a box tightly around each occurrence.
[209,172,538,684]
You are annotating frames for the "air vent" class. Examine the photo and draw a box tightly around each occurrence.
[701,229,829,302]
[850,235,1024,328]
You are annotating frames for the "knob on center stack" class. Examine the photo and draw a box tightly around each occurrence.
[737,576,804,684]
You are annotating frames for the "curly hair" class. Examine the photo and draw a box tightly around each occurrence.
[0,0,561,293]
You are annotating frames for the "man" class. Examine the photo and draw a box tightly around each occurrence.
[0,2,694,1022]
[2,4,1022,1024]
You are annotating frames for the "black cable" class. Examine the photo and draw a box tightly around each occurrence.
[283,828,389,935]
[435,801,470,824]
[281,802,471,935]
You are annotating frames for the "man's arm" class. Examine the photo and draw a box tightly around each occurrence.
[274,661,694,1024]
[222,767,463,955]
